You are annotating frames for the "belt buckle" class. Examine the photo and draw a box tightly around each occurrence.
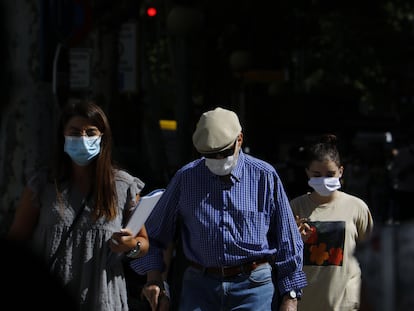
[221,266,226,277]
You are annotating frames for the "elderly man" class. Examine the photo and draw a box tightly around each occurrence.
[131,107,307,311]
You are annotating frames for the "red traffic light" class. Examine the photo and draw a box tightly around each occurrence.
[146,7,157,17]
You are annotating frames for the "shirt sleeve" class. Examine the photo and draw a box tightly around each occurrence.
[268,172,307,294]
[129,170,181,275]
[356,198,374,241]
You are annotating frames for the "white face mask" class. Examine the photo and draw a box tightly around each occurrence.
[308,177,341,196]
[205,155,238,176]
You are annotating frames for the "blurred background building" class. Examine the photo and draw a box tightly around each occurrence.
[1,0,414,233]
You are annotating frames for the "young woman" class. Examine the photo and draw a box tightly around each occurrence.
[290,134,374,311]
[7,99,149,311]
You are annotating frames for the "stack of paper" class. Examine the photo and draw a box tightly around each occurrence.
[125,189,165,235]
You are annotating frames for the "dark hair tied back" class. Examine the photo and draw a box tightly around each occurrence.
[319,134,338,146]
[306,133,341,167]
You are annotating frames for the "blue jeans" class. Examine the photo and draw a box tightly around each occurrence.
[179,263,274,311]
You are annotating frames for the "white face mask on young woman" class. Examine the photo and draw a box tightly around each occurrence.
[205,155,238,176]
[308,177,341,196]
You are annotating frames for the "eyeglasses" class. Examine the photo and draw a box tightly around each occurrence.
[65,127,102,137]
[202,141,237,159]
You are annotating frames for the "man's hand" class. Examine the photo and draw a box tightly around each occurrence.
[141,281,170,311]
[279,294,298,311]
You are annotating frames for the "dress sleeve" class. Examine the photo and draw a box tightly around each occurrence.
[128,176,146,207]
[115,169,145,212]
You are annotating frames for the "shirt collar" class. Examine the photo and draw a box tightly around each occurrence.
[230,150,245,181]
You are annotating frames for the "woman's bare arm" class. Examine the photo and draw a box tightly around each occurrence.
[7,186,40,241]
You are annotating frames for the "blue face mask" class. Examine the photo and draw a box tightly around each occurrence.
[64,136,102,166]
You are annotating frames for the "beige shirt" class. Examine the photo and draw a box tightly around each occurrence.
[290,191,374,311]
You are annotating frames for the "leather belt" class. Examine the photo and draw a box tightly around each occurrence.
[189,258,269,278]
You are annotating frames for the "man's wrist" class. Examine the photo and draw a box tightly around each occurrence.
[283,289,302,300]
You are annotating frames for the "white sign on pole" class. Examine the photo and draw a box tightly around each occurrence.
[118,22,138,93]
[69,48,91,90]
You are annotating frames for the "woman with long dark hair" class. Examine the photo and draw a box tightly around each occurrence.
[7,99,149,311]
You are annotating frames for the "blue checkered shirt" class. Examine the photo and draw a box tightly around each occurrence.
[130,150,307,293]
